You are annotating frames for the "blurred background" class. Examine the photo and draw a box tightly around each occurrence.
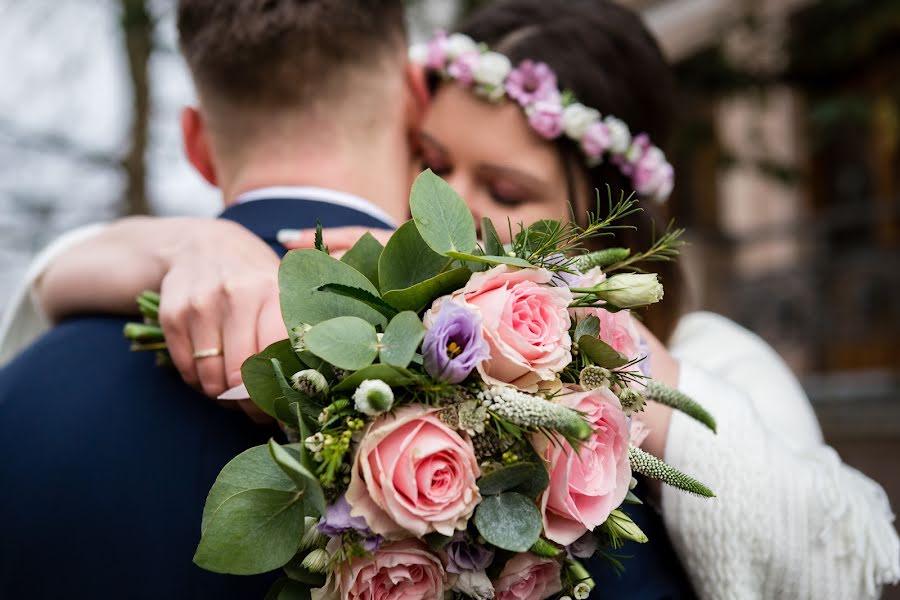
[0,0,898,584]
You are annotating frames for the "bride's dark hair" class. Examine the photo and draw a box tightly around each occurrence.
[457,0,684,341]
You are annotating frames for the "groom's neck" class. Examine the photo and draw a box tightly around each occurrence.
[218,126,412,224]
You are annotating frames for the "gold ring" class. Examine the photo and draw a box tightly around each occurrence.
[192,347,223,359]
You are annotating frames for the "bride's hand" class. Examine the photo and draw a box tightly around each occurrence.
[277,226,394,257]
[157,219,283,422]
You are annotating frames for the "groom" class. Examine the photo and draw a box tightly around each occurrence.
[0,1,423,598]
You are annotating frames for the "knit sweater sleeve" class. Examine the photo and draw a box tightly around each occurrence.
[661,360,900,599]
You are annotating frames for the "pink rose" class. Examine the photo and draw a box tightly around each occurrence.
[591,307,641,359]
[526,100,564,139]
[345,405,481,538]
[534,387,631,545]
[493,553,562,600]
[312,540,447,600]
[428,265,572,391]
[581,121,611,160]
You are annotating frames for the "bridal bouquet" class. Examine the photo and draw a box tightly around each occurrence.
[129,170,716,599]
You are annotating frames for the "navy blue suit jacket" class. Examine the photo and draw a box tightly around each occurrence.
[0,198,391,599]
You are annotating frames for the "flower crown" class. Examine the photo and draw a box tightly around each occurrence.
[410,31,674,203]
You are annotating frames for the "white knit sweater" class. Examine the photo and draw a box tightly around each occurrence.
[667,312,900,599]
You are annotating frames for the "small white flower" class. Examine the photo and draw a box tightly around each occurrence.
[562,103,600,140]
[446,33,477,60]
[408,43,428,64]
[592,272,664,308]
[353,379,394,416]
[473,51,512,88]
[304,431,325,453]
[574,582,591,599]
[604,116,632,154]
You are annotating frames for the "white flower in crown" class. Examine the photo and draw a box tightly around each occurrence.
[562,102,601,140]
[408,43,428,64]
[446,33,478,60]
[473,51,512,89]
[604,115,632,154]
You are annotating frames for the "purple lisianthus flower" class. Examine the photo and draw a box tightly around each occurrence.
[446,531,495,573]
[637,336,652,376]
[566,531,598,559]
[423,301,490,384]
[318,494,371,537]
[526,100,564,139]
[447,50,480,86]
[505,60,558,106]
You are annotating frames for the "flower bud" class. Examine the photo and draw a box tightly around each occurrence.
[353,379,394,416]
[592,273,664,308]
[291,323,313,353]
[618,388,646,415]
[291,369,329,396]
[301,548,330,573]
[579,366,611,390]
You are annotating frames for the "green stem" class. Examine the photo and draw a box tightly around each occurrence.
[123,322,164,342]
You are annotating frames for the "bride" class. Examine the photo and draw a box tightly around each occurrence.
[1,0,897,597]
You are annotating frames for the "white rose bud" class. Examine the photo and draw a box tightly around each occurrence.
[562,103,600,139]
[591,273,664,308]
[473,51,512,88]
[604,115,632,154]
[353,379,394,416]
[446,33,477,60]
[452,570,496,600]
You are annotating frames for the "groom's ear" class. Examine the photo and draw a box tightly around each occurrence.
[181,107,218,186]
[403,62,430,132]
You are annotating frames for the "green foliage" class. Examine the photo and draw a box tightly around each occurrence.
[577,335,630,369]
[446,251,533,268]
[280,249,386,332]
[474,492,543,552]
[269,439,326,515]
[266,578,313,600]
[380,311,426,368]
[241,340,304,419]
[378,220,450,292]
[196,444,312,575]
[304,317,379,371]
[382,266,472,312]
[477,461,549,498]
[317,283,398,320]
[409,169,478,256]
[482,216,504,257]
[331,364,417,393]
[314,221,328,254]
[573,315,601,341]
[340,232,384,288]
[270,358,312,427]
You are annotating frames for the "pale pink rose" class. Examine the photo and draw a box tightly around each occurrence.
[427,265,572,391]
[533,387,631,545]
[592,307,641,359]
[312,540,447,600]
[493,553,562,600]
[345,405,481,538]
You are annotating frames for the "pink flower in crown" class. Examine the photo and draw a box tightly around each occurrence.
[447,50,480,86]
[533,386,631,545]
[633,146,672,200]
[425,30,449,70]
[505,60,558,106]
[581,121,611,161]
[526,99,564,139]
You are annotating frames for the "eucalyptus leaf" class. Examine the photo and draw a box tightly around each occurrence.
[280,249,386,331]
[578,335,630,369]
[340,232,385,288]
[200,444,304,534]
[380,311,426,368]
[482,217,504,257]
[382,267,472,312]
[574,315,601,342]
[266,579,314,600]
[409,169,477,256]
[194,488,305,575]
[305,317,379,370]
[378,220,450,292]
[477,462,549,498]
[281,556,327,587]
[241,340,304,419]
[317,283,398,320]
[268,439,326,516]
[332,364,417,393]
[270,358,310,428]
[446,251,533,269]
[473,492,542,552]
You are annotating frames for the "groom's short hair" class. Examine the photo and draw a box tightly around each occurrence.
[177,0,406,113]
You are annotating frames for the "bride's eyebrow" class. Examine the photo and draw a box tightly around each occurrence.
[480,164,548,192]
[417,131,448,155]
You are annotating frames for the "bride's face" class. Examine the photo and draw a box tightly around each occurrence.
[418,84,582,243]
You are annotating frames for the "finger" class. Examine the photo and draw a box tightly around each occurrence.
[257,295,287,351]
[221,282,262,389]
[187,293,228,398]
[158,274,200,389]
